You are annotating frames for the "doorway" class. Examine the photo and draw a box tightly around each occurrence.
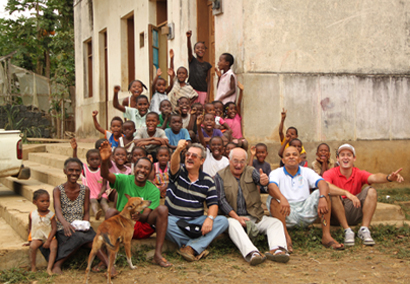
[196,0,215,101]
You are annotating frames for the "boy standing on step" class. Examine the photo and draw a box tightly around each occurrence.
[323,144,404,246]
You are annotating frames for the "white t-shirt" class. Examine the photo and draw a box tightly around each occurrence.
[203,148,230,177]
[124,107,147,131]
[269,166,323,203]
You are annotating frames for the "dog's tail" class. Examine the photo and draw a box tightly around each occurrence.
[102,233,115,248]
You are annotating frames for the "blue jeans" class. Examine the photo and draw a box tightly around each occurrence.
[166,215,229,254]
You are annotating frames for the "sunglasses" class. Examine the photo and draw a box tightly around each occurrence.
[185,152,200,159]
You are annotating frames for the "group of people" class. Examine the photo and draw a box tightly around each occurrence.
[25,31,405,274]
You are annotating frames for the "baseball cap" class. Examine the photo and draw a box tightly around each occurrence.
[337,144,355,156]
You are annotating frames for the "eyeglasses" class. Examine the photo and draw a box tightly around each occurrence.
[185,152,200,159]
[232,160,246,165]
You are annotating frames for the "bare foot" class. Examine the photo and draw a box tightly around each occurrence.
[30,267,37,272]
[52,266,63,275]
[95,209,103,221]
[47,268,54,276]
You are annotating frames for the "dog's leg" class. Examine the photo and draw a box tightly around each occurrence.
[84,236,102,284]
[107,249,116,284]
[123,240,136,269]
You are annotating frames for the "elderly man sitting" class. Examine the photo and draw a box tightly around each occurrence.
[165,140,229,262]
[214,148,289,266]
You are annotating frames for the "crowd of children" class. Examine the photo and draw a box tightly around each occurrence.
[25,30,340,274]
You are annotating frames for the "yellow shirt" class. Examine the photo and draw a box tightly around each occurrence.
[281,138,306,154]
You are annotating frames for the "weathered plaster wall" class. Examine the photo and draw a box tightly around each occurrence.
[74,0,156,138]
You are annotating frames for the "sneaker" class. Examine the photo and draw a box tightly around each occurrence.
[358,227,375,246]
[249,252,266,266]
[344,228,355,246]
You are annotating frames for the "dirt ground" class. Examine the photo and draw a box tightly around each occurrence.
[52,247,409,284]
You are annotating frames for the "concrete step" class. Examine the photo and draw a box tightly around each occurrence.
[23,161,67,186]
[45,142,94,161]
[0,176,56,208]
[28,152,71,170]
[0,217,47,270]
[22,144,46,161]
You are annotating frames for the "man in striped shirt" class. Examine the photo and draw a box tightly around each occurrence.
[165,140,229,261]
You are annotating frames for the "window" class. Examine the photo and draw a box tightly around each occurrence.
[85,40,93,98]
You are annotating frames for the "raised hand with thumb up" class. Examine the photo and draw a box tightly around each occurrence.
[259,168,269,186]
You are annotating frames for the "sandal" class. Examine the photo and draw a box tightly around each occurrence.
[265,249,290,263]
[152,257,173,268]
[323,240,345,250]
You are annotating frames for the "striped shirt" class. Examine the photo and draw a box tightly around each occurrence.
[165,165,218,219]
[167,80,198,110]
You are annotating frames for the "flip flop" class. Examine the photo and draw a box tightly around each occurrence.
[323,240,345,250]
[152,257,173,268]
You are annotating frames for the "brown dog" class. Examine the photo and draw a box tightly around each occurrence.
[84,194,151,284]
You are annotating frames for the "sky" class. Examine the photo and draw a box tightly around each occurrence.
[0,0,34,20]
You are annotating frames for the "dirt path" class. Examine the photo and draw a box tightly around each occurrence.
[58,248,409,284]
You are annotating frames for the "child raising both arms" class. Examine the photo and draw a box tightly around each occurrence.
[113,86,150,131]
[24,189,57,275]
[71,138,109,220]
[92,111,124,149]
[186,30,212,104]
[224,82,248,151]
[215,53,237,104]
[150,49,175,114]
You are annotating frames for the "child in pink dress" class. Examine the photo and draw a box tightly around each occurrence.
[223,82,248,150]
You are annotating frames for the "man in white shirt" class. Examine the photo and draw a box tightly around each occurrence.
[266,146,344,253]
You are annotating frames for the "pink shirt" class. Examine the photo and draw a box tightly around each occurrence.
[215,69,237,104]
[224,113,242,139]
[110,161,132,175]
[323,166,372,197]
[82,165,108,200]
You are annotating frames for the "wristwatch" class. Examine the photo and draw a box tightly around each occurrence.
[319,195,326,199]
[207,215,215,221]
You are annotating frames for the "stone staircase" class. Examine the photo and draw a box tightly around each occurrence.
[0,142,408,270]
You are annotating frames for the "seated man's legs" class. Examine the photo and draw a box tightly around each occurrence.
[267,196,294,252]
[186,215,228,256]
[331,186,376,246]
[268,190,343,251]
[227,217,260,261]
[166,215,229,261]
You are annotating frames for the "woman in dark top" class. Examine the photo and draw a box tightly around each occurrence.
[52,158,114,275]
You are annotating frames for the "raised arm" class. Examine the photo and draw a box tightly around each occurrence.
[236,81,243,117]
[92,111,106,135]
[279,108,287,142]
[170,139,188,175]
[368,168,404,184]
[187,107,197,131]
[152,68,162,97]
[196,114,205,147]
[70,137,78,158]
[166,50,175,93]
[113,85,126,113]
[186,31,193,62]
[248,145,256,166]
[278,135,291,158]
[99,141,117,185]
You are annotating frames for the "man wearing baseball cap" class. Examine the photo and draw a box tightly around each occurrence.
[323,144,404,246]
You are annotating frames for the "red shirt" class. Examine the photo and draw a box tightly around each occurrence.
[323,166,372,196]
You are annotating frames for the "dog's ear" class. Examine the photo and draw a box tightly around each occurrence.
[125,194,131,200]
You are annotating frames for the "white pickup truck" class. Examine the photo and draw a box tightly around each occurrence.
[0,129,30,179]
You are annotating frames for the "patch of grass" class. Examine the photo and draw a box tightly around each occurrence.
[0,268,55,284]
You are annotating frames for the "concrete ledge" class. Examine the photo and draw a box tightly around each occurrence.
[0,245,47,270]
[28,152,70,170]
[23,161,67,186]
[46,143,94,161]
[22,144,46,161]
